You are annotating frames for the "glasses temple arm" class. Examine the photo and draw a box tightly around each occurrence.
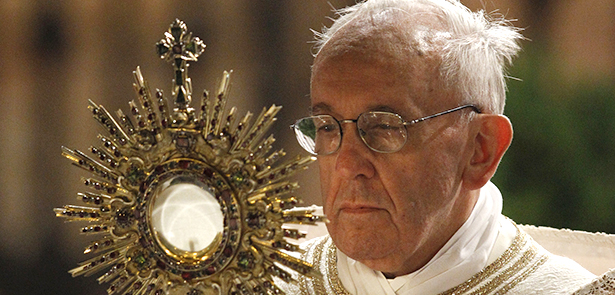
[406,105,481,125]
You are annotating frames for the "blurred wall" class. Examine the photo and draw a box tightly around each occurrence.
[0,1,613,294]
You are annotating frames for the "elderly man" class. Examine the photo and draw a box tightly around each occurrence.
[281,0,606,294]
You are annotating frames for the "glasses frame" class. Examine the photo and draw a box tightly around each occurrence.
[291,104,481,155]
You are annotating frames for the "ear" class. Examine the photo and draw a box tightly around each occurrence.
[462,114,513,190]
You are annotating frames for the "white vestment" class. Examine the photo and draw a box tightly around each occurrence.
[275,182,615,294]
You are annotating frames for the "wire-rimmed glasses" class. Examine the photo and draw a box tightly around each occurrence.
[291,105,481,155]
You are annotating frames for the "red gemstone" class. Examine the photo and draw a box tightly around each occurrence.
[156,260,166,270]
[181,272,192,281]
[155,166,165,174]
[229,219,238,230]
[172,45,182,54]
[205,266,216,275]
[223,246,233,257]
[221,190,231,202]
[179,160,190,169]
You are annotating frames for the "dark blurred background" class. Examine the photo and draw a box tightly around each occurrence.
[0,1,613,294]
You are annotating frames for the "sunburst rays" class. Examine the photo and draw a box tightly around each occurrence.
[55,19,323,295]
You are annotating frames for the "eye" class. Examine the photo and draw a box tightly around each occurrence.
[317,123,337,133]
[312,116,338,133]
[372,123,396,130]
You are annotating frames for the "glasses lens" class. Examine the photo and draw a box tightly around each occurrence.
[293,115,341,155]
[357,112,407,153]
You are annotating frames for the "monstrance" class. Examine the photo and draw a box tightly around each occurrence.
[54,19,324,295]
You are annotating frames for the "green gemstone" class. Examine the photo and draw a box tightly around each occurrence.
[171,26,182,41]
[135,254,147,266]
[126,166,145,185]
[156,43,169,56]
[231,173,245,185]
[175,70,183,86]
[186,42,195,53]
[237,252,254,270]
[176,88,187,104]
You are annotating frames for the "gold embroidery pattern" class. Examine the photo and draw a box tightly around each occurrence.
[494,251,548,295]
[439,230,548,295]
[438,230,525,295]
[472,240,546,295]
[298,238,315,295]
[313,237,330,295]
[298,236,330,295]
[326,239,352,295]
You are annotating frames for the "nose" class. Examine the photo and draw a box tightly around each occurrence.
[334,123,376,179]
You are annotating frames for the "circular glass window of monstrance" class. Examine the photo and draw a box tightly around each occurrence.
[136,158,241,271]
[150,175,224,260]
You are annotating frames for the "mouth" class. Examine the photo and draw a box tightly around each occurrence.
[339,206,382,214]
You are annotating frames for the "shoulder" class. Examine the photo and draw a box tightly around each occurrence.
[509,242,595,294]
[497,226,596,294]
[441,224,596,295]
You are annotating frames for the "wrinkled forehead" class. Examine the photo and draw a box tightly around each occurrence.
[313,5,449,74]
[310,6,458,114]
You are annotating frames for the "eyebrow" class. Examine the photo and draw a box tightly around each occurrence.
[371,105,399,114]
[310,102,402,117]
[309,102,333,115]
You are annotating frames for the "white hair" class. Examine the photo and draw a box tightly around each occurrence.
[313,0,524,114]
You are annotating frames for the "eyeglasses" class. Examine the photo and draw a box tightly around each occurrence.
[291,104,480,155]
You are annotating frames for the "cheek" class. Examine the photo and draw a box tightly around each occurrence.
[317,158,335,205]
[380,152,454,212]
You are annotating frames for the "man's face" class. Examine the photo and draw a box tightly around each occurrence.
[311,51,478,277]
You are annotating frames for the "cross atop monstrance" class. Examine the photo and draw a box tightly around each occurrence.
[156,19,206,107]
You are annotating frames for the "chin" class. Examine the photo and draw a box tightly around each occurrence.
[328,222,397,262]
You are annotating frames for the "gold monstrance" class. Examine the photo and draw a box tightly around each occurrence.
[55,19,323,295]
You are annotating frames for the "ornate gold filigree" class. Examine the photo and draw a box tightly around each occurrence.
[54,19,323,295]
